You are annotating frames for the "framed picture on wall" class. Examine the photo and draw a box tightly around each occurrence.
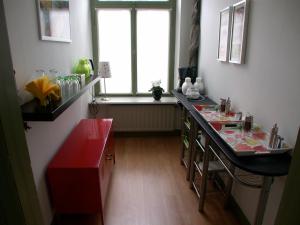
[37,0,71,42]
[217,7,232,62]
[229,0,249,64]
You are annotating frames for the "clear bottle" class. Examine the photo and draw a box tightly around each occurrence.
[225,97,231,115]
[55,76,64,99]
[64,77,71,98]
[49,69,58,82]
[34,69,45,78]
[71,76,80,94]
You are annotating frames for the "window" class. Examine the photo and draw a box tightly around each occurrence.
[98,0,168,2]
[97,9,132,93]
[136,9,170,93]
[92,0,176,95]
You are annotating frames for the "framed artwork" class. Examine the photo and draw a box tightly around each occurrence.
[217,7,232,62]
[37,0,71,42]
[229,0,249,64]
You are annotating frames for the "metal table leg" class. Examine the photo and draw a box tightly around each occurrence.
[180,108,186,166]
[187,118,197,181]
[224,163,235,208]
[189,123,198,189]
[198,138,210,212]
[254,176,274,225]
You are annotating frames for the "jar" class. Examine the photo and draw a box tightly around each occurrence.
[71,76,80,94]
[194,77,204,94]
[244,113,253,132]
[186,87,200,99]
[182,77,192,95]
[55,76,64,99]
[220,98,226,112]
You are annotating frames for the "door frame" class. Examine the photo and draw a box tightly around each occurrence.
[275,128,300,225]
[0,0,44,224]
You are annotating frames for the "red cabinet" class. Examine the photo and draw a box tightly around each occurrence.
[47,119,114,221]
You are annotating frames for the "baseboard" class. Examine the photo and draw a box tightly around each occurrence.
[114,130,181,137]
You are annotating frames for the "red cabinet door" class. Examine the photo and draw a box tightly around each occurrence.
[99,132,115,210]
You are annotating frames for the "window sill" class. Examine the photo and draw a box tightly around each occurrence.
[93,96,178,105]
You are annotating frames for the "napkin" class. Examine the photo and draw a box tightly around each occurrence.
[25,76,61,106]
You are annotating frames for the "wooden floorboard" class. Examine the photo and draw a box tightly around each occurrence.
[104,136,240,225]
[54,136,241,225]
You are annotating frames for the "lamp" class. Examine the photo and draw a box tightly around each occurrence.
[98,61,111,101]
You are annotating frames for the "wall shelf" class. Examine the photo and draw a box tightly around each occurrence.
[21,76,100,121]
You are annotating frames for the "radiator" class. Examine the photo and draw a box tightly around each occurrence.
[90,104,181,132]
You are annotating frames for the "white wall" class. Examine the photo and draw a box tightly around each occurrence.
[25,93,90,225]
[199,0,300,224]
[3,0,93,225]
[4,0,92,103]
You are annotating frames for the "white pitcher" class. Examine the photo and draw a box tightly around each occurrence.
[193,77,204,94]
[182,77,193,95]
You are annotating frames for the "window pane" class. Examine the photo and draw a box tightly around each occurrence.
[98,0,168,2]
[97,9,132,93]
[137,10,170,93]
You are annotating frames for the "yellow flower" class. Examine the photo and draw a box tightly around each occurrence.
[25,76,61,106]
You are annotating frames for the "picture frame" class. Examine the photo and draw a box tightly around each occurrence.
[217,6,232,62]
[36,0,71,43]
[229,0,250,64]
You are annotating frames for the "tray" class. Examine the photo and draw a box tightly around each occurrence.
[187,95,205,101]
[210,122,292,156]
[193,104,242,123]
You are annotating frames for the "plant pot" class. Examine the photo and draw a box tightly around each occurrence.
[152,89,162,101]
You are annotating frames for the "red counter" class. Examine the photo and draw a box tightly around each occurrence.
[47,119,114,220]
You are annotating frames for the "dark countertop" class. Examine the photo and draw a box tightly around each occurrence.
[172,90,291,176]
[21,76,100,121]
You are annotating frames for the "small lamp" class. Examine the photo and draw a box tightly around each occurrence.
[99,61,111,101]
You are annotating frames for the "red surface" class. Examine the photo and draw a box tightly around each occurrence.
[210,122,222,131]
[48,119,112,168]
[47,119,114,215]
[194,104,204,111]
[224,130,235,135]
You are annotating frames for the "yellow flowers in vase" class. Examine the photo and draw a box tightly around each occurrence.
[25,76,61,106]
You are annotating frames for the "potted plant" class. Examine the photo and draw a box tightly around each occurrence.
[149,80,165,101]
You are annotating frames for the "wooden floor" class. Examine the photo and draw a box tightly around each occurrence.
[103,136,240,225]
[55,136,241,225]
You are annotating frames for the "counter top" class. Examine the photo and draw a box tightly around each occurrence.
[172,90,291,176]
[21,76,100,121]
[94,96,178,105]
[48,119,113,168]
